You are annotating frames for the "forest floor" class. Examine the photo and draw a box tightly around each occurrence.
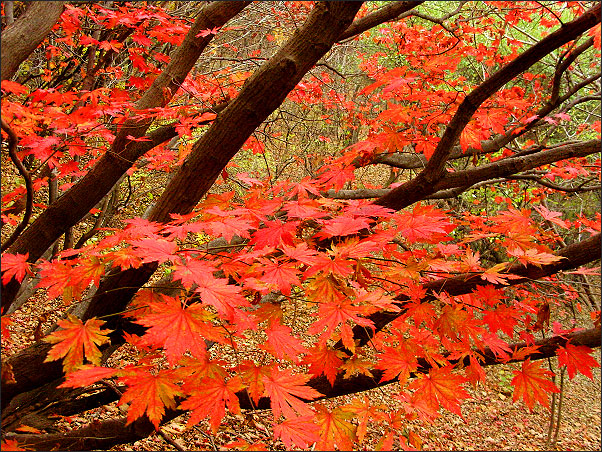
[4,289,601,451]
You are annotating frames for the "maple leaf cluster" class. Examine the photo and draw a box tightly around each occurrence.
[1,1,600,450]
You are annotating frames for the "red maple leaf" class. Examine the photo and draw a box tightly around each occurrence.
[409,366,470,417]
[44,315,112,372]
[1,253,31,284]
[556,343,600,380]
[135,296,212,365]
[179,376,244,432]
[394,203,454,244]
[263,320,305,363]
[60,365,118,388]
[118,369,183,429]
[482,304,521,337]
[317,216,371,239]
[273,415,321,449]
[206,216,253,242]
[375,342,418,386]
[257,259,300,296]
[172,258,216,289]
[262,368,322,419]
[280,242,320,265]
[460,120,489,151]
[106,247,143,271]
[301,345,344,386]
[131,238,178,264]
[238,361,271,405]
[196,26,220,38]
[193,273,250,322]
[308,297,373,339]
[511,359,560,411]
[249,220,297,249]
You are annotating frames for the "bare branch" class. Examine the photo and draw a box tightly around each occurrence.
[1,119,33,252]
[338,1,424,41]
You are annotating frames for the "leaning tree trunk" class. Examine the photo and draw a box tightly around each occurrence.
[1,2,65,81]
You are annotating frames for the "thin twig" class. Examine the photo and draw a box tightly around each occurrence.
[1,118,34,252]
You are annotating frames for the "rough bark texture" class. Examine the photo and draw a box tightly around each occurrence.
[374,3,601,210]
[148,2,363,223]
[74,0,365,341]
[1,1,249,310]
[1,2,65,81]
[80,0,365,341]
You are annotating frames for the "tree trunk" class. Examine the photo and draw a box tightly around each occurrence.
[1,1,250,310]
[1,2,65,81]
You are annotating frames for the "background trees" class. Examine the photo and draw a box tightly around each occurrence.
[1,1,600,450]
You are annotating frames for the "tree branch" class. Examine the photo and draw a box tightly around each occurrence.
[373,4,601,210]
[1,2,65,81]
[1,119,33,252]
[430,139,600,193]
[338,1,424,41]
[348,233,601,349]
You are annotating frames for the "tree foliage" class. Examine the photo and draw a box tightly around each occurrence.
[1,1,601,450]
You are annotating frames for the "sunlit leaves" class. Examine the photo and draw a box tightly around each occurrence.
[44,315,112,372]
[135,296,212,365]
[118,369,183,429]
[409,366,470,417]
[556,343,600,380]
[60,365,118,388]
[179,376,244,432]
[0,253,31,284]
[315,404,357,451]
[262,368,322,419]
[511,359,560,410]
[301,345,345,385]
[273,416,321,449]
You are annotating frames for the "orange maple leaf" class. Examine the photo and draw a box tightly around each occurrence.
[315,404,357,451]
[262,320,305,363]
[508,247,565,268]
[60,365,118,388]
[301,345,345,386]
[1,438,28,451]
[44,315,112,372]
[1,253,31,284]
[511,359,560,411]
[118,369,183,429]
[238,361,271,405]
[375,342,418,387]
